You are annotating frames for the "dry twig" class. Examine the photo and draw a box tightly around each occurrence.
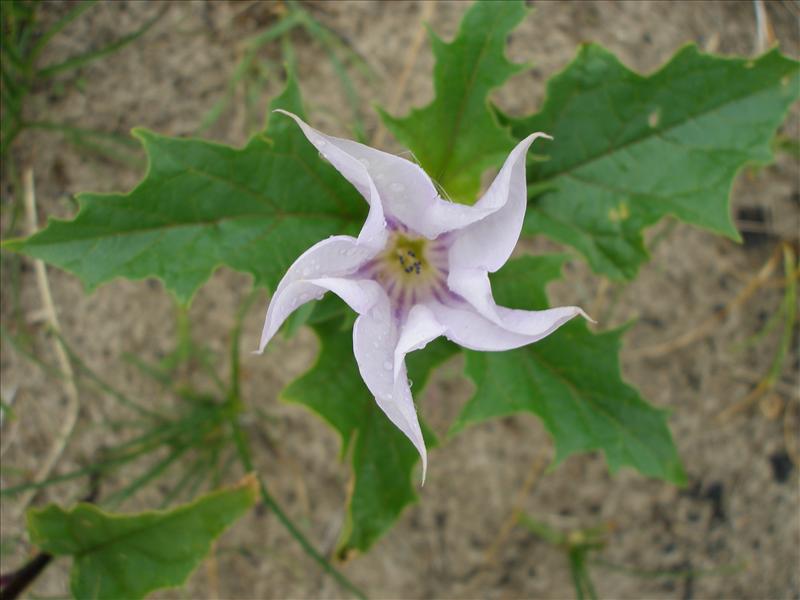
[14,169,81,519]
[716,244,797,423]
[753,0,776,53]
[0,386,20,456]
[483,450,550,566]
[637,245,783,359]
[370,1,435,148]
[205,542,220,599]
[463,448,550,596]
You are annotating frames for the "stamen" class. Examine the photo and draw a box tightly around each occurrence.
[370,229,451,316]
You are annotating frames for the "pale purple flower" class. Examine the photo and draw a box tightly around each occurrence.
[257,111,590,482]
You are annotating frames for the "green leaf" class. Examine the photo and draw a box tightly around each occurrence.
[505,45,800,280]
[282,317,457,555]
[27,474,258,600]
[379,0,526,203]
[451,256,686,484]
[6,73,365,303]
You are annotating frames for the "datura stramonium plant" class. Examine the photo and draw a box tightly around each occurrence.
[257,111,591,482]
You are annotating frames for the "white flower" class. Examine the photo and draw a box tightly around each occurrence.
[257,111,590,482]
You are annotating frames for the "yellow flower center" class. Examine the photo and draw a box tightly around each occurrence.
[360,230,451,315]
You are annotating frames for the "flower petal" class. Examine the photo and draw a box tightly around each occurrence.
[305,277,385,315]
[393,304,447,380]
[446,267,502,324]
[352,293,429,482]
[449,132,551,273]
[275,111,549,241]
[447,262,594,334]
[428,300,589,352]
[256,236,377,353]
[275,110,445,236]
[274,110,387,249]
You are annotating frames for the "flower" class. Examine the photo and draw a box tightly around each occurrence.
[257,111,590,482]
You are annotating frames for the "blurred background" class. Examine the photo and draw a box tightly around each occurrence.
[1,1,798,598]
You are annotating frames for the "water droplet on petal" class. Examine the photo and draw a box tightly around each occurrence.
[359,158,370,167]
[383,361,392,371]
[390,182,405,193]
[386,393,393,399]
[315,137,327,147]
[372,340,380,348]
[302,267,310,277]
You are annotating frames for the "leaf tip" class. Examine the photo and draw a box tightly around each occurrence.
[130,127,153,143]
[671,462,689,487]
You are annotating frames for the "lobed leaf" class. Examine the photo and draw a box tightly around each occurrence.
[451,256,686,484]
[5,73,365,303]
[504,44,800,280]
[282,317,457,555]
[379,0,526,203]
[27,475,258,600]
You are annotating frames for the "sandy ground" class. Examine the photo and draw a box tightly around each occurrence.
[1,1,798,599]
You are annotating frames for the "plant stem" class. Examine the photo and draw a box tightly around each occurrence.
[224,289,366,598]
[0,552,52,600]
[228,420,367,600]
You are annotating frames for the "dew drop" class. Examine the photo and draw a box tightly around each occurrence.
[386,393,393,399]
[390,182,405,193]
[372,340,380,348]
[302,267,311,276]
[358,158,370,167]
[315,137,327,147]
[383,361,393,371]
